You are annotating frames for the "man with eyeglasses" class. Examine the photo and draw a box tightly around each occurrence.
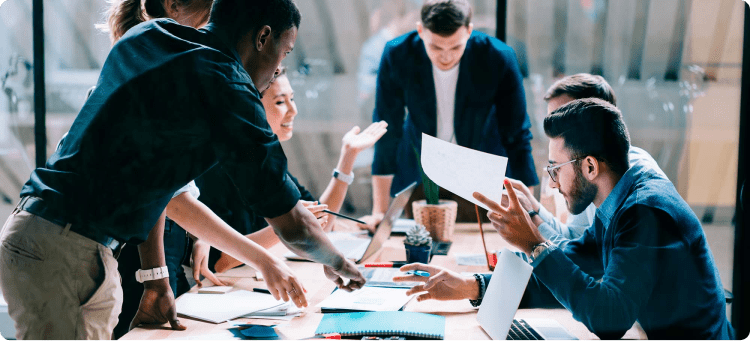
[393,76,733,339]
[504,73,668,249]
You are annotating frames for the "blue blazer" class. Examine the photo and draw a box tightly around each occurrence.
[372,30,538,195]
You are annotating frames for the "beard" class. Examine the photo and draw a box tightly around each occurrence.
[563,166,598,215]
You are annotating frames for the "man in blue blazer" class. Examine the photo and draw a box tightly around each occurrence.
[364,0,538,225]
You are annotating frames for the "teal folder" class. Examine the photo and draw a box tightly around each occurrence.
[314,311,445,339]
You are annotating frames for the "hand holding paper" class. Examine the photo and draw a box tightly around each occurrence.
[473,180,545,255]
[420,134,507,210]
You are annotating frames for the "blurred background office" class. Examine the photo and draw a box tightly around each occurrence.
[0,0,746,336]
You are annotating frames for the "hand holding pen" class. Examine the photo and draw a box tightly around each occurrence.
[391,263,481,302]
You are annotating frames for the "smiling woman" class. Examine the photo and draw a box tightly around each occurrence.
[261,67,297,141]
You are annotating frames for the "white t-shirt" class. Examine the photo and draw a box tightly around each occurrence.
[432,63,460,143]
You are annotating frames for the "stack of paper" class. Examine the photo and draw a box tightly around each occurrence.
[242,301,304,321]
[177,290,285,323]
[316,286,414,313]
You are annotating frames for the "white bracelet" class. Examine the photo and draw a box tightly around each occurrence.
[332,168,354,185]
[135,266,169,283]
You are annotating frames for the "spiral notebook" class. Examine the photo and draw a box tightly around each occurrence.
[315,311,445,339]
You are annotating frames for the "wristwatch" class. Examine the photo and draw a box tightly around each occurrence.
[135,266,169,283]
[529,240,556,264]
[332,168,354,185]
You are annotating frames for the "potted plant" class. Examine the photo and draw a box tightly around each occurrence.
[412,147,458,242]
[404,224,433,264]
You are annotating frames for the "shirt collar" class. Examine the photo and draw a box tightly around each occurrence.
[595,165,639,229]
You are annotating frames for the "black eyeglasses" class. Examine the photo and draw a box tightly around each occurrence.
[546,158,580,183]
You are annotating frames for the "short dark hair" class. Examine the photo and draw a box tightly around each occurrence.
[209,0,301,40]
[544,73,617,106]
[421,0,472,36]
[544,98,630,176]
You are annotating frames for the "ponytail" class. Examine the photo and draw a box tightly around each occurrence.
[98,0,147,43]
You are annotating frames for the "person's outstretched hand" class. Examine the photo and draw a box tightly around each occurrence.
[257,256,309,308]
[341,121,388,153]
[356,213,383,233]
[474,179,545,255]
[190,239,227,287]
[323,259,366,292]
[392,263,479,302]
[129,279,186,332]
[301,200,329,230]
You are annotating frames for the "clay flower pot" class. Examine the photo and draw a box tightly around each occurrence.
[412,199,458,242]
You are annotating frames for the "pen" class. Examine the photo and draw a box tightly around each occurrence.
[253,287,271,294]
[405,270,431,277]
[322,209,367,225]
[364,262,408,268]
[302,333,341,340]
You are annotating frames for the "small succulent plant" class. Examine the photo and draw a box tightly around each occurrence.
[405,224,432,247]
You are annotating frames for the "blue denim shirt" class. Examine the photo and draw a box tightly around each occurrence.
[537,146,668,248]
[531,155,734,339]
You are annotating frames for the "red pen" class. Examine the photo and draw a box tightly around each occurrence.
[364,261,408,268]
[302,333,341,339]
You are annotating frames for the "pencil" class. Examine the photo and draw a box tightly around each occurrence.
[322,209,367,225]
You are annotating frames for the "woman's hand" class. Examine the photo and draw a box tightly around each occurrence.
[301,200,329,230]
[257,256,308,308]
[341,121,388,154]
[191,239,227,287]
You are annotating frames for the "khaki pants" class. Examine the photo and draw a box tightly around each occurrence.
[0,210,123,339]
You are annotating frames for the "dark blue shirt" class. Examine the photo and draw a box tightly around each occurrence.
[372,31,538,195]
[20,19,300,244]
[195,167,315,272]
[531,159,734,339]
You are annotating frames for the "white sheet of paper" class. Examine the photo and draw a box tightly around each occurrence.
[455,253,490,266]
[177,290,284,323]
[421,134,508,210]
[315,286,413,312]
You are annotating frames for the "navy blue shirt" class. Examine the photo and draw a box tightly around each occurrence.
[195,167,315,272]
[20,19,300,244]
[529,160,734,339]
[372,31,538,194]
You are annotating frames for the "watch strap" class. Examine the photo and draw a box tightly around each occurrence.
[469,273,486,307]
[135,266,169,283]
[332,169,354,185]
[530,241,556,267]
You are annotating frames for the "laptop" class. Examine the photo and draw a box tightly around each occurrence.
[477,250,577,340]
[284,182,417,264]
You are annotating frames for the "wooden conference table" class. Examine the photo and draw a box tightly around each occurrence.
[123,223,646,340]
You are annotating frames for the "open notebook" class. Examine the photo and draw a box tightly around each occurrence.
[315,311,445,339]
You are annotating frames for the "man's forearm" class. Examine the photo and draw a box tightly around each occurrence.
[267,201,348,270]
[371,175,393,214]
[139,210,168,270]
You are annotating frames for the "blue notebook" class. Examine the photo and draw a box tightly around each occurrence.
[314,311,445,339]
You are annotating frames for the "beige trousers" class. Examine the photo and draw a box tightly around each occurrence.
[0,210,123,340]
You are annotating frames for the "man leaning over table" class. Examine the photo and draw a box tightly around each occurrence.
[360,0,538,229]
[0,0,365,339]
[396,99,734,339]
[510,73,668,249]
